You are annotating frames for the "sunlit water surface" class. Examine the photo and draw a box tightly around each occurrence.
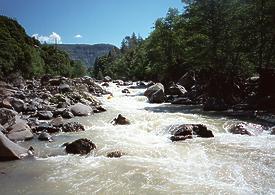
[0,83,274,194]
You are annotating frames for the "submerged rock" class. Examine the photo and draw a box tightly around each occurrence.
[122,89,130,94]
[106,151,125,158]
[0,132,30,161]
[65,138,96,155]
[38,132,53,142]
[112,114,130,125]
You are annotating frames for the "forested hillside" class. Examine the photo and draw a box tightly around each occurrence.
[0,16,86,79]
[94,0,275,104]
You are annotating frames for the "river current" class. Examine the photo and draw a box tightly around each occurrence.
[0,83,274,194]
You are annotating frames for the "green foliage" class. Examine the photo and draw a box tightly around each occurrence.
[0,15,87,79]
[94,0,275,96]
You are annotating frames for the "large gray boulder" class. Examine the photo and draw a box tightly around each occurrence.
[167,84,187,96]
[6,118,34,141]
[144,83,165,103]
[0,132,29,161]
[69,103,93,116]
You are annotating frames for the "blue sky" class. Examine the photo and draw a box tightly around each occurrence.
[1,0,184,47]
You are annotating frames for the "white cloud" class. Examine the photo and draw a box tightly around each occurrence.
[74,34,82,38]
[32,32,62,44]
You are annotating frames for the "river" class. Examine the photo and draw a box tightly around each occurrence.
[0,82,274,194]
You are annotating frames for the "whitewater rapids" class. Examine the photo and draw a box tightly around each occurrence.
[0,82,274,194]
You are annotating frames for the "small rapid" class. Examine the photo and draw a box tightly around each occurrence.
[0,82,274,194]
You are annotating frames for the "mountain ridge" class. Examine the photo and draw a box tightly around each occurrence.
[57,43,117,67]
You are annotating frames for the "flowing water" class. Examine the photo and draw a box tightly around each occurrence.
[0,83,274,195]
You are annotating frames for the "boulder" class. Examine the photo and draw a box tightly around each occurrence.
[35,122,60,134]
[0,124,5,133]
[203,97,228,111]
[167,84,187,96]
[61,122,85,132]
[37,111,53,120]
[0,108,18,126]
[65,138,96,155]
[59,84,71,93]
[170,124,214,141]
[106,151,125,158]
[192,124,214,137]
[0,132,30,161]
[271,127,275,135]
[70,103,93,116]
[228,124,253,136]
[62,110,74,119]
[177,72,196,90]
[93,106,107,113]
[6,118,34,141]
[149,89,165,103]
[50,116,64,127]
[10,98,25,112]
[38,132,53,142]
[112,114,130,125]
[144,83,165,103]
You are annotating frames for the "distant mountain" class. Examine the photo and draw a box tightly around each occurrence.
[57,44,117,67]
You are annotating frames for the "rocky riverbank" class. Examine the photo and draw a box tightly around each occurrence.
[0,75,112,161]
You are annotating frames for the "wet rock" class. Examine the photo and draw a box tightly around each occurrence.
[50,116,64,127]
[10,97,25,112]
[170,124,214,141]
[37,111,53,120]
[62,110,74,119]
[70,103,93,116]
[0,124,6,133]
[61,122,85,132]
[6,118,33,141]
[104,76,112,82]
[59,84,71,93]
[171,98,193,105]
[177,71,196,90]
[112,114,130,125]
[38,132,53,142]
[101,82,109,87]
[144,83,165,103]
[65,138,96,155]
[170,135,193,142]
[93,105,107,113]
[0,132,30,161]
[203,97,228,111]
[106,151,125,158]
[1,98,13,109]
[0,108,18,126]
[167,84,187,97]
[271,127,275,135]
[114,80,124,86]
[122,89,130,94]
[35,122,60,133]
[228,124,253,136]
[192,124,214,137]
